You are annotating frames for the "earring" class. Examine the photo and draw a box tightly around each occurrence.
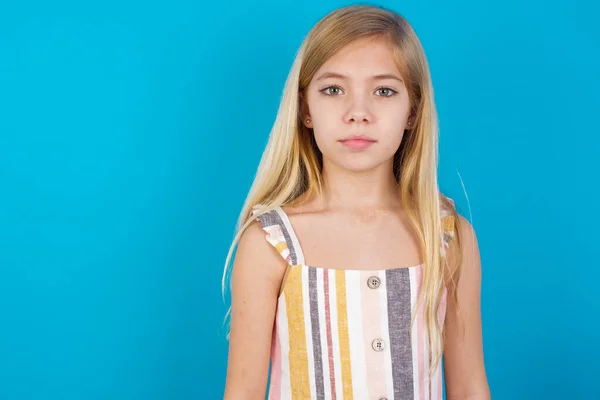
[306,118,311,124]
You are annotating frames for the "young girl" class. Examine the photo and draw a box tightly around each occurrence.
[222,5,490,400]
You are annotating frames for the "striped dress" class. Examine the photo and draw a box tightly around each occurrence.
[252,204,456,400]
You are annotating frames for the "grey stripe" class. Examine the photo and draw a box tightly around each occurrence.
[309,267,325,399]
[386,268,415,399]
[256,210,297,265]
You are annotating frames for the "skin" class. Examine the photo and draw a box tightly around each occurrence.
[223,36,491,399]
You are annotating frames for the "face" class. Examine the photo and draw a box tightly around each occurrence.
[302,36,412,174]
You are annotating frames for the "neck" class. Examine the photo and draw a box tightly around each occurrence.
[318,159,400,210]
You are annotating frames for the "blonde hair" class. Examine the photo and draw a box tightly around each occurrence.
[222,4,462,376]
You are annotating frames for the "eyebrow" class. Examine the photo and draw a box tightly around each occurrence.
[314,71,404,83]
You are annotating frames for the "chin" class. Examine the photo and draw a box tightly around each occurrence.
[334,157,388,173]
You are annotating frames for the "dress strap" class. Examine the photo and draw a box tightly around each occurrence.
[440,197,456,255]
[251,205,305,267]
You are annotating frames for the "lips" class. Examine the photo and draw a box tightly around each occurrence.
[340,135,376,150]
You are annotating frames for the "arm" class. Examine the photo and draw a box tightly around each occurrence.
[443,215,491,400]
[223,221,288,400]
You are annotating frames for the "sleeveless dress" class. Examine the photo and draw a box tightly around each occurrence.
[251,203,456,400]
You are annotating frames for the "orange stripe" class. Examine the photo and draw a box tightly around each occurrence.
[335,269,353,399]
[283,266,310,397]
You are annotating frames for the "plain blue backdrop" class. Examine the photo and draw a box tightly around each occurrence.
[1,0,598,399]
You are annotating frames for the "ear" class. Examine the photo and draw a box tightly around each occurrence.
[298,92,312,128]
[405,113,416,131]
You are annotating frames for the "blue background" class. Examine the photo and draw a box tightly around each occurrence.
[1,0,598,399]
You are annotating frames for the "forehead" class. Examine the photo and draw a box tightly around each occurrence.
[316,36,401,78]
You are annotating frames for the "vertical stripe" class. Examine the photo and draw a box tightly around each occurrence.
[415,265,429,400]
[335,269,353,399]
[431,367,440,400]
[309,267,325,399]
[317,268,332,396]
[432,288,448,400]
[409,268,420,398]
[275,207,305,265]
[323,269,337,400]
[283,266,310,397]
[302,266,317,399]
[278,295,291,397]
[379,271,395,400]
[329,269,343,399]
[346,271,369,399]
[268,322,282,400]
[386,268,415,399]
[361,270,386,399]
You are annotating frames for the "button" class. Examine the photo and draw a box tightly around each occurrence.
[372,338,385,352]
[367,276,381,289]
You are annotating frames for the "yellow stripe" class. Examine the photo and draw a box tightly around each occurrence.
[283,265,310,397]
[274,241,288,254]
[442,215,455,236]
[336,269,354,399]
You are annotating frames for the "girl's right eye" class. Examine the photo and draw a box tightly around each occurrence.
[320,85,344,96]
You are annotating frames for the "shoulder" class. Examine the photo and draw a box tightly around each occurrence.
[233,217,288,285]
[455,214,480,262]
[439,196,479,260]
[456,214,476,238]
[235,219,279,269]
[446,212,481,280]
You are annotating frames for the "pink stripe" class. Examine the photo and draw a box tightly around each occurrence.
[437,289,448,399]
[416,265,426,400]
[268,323,282,400]
[323,270,337,400]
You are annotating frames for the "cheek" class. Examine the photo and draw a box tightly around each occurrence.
[311,126,333,155]
[309,98,338,124]
[309,102,341,142]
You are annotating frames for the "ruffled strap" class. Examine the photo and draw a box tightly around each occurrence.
[440,197,457,255]
[251,205,305,267]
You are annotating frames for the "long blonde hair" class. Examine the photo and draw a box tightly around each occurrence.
[222,4,462,376]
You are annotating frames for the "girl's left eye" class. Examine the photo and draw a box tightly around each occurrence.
[375,87,397,97]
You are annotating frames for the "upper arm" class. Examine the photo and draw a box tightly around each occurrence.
[223,221,288,400]
[443,215,491,400]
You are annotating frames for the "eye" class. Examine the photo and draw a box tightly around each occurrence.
[320,85,344,96]
[375,87,397,97]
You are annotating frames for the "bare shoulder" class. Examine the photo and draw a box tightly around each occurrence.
[232,219,288,291]
[450,214,480,268]
[456,214,476,237]
[235,220,275,262]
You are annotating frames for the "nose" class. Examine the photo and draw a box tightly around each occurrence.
[343,96,372,125]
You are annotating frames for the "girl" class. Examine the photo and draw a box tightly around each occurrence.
[222,5,490,400]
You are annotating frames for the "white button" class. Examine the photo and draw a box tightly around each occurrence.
[372,338,385,352]
[367,276,381,289]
